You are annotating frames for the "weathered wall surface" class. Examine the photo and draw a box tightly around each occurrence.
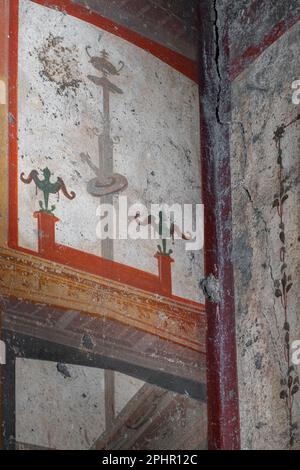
[5,0,205,450]
[229,5,300,450]
[74,0,199,60]
[198,0,300,450]
[5,0,300,451]
[229,0,300,66]
[16,359,144,449]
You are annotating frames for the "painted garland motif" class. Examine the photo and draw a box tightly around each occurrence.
[273,114,300,447]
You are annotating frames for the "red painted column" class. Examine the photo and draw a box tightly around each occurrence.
[0,0,9,451]
[155,253,174,296]
[198,1,241,450]
[33,211,59,255]
[8,0,19,249]
[0,0,9,248]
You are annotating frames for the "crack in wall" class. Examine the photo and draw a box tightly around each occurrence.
[240,187,284,375]
[213,0,222,125]
[243,186,253,203]
[236,121,247,177]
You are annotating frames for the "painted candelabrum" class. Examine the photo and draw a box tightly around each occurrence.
[81,48,128,197]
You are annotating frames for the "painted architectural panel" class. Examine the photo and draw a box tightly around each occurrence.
[15,0,203,302]
[1,0,206,451]
[231,20,300,449]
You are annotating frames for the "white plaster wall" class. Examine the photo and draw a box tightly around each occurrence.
[16,359,106,449]
[114,372,144,415]
[18,0,203,302]
[16,359,145,450]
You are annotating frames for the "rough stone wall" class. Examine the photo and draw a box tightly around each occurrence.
[229,2,300,450]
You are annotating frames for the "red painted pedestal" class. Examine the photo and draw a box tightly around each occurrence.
[33,211,59,255]
[154,253,174,296]
[33,211,174,297]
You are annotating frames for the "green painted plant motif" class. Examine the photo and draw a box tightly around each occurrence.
[135,209,192,257]
[273,114,300,448]
[157,210,173,256]
[20,167,76,214]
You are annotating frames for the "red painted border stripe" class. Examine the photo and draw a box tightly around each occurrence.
[31,0,198,83]
[8,0,19,249]
[230,9,300,81]
[0,0,8,77]
[198,1,240,450]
